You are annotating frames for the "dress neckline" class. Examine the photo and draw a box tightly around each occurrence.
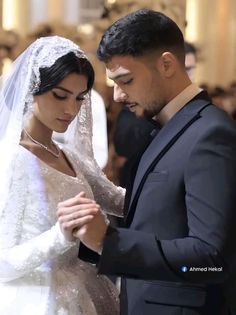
[19,144,78,179]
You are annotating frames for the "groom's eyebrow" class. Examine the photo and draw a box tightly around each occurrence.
[109,73,131,81]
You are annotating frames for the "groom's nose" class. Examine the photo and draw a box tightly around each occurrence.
[113,84,127,103]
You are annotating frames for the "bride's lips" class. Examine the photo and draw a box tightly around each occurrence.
[57,118,73,124]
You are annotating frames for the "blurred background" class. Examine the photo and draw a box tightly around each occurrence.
[0,0,235,183]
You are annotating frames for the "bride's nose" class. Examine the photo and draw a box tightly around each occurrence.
[64,98,79,116]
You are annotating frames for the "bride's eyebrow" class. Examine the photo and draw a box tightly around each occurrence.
[78,90,88,96]
[53,86,73,94]
[53,87,88,96]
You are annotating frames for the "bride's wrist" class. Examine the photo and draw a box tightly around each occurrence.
[55,222,76,245]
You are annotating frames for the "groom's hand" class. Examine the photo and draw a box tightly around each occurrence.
[73,205,109,254]
[57,192,99,242]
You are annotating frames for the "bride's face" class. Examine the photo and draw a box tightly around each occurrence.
[32,73,88,133]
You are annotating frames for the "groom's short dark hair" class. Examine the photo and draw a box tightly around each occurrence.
[97,9,185,65]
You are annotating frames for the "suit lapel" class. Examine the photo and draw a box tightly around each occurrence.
[125,92,211,226]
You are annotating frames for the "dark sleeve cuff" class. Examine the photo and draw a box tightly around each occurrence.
[78,241,100,264]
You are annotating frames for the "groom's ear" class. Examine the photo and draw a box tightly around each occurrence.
[156,52,177,78]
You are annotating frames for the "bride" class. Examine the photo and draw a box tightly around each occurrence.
[0,36,124,315]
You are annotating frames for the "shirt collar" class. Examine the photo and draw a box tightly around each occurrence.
[156,83,202,125]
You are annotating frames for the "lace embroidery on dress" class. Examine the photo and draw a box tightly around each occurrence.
[0,146,120,315]
[64,148,125,217]
[0,147,76,283]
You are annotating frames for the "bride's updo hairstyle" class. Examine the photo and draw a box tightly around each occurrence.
[33,52,95,96]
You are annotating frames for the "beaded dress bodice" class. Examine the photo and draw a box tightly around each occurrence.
[0,145,122,315]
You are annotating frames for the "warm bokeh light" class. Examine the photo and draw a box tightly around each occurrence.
[77,24,94,35]
[2,0,15,30]
[2,58,13,76]
[107,0,117,4]
[185,0,198,42]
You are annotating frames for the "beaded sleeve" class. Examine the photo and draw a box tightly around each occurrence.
[0,150,76,283]
[74,156,125,217]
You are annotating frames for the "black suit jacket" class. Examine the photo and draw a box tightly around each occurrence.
[98,92,236,315]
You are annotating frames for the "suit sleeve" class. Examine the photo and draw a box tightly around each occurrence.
[98,121,236,284]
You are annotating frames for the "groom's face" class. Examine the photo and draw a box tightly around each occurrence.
[106,55,167,119]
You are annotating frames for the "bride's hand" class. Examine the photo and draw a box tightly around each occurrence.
[57,192,100,242]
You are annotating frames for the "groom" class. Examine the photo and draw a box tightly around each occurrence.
[58,9,236,315]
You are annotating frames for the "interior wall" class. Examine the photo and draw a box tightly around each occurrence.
[185,0,236,87]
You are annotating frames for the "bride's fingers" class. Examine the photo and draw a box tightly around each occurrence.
[60,215,95,231]
[57,203,100,217]
[74,215,96,227]
[72,217,96,236]
[58,207,99,223]
[77,191,86,197]
[58,193,95,207]
[63,215,95,230]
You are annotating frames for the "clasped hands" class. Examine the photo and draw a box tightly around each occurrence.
[57,192,108,253]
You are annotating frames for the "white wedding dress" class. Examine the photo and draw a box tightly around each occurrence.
[0,145,124,315]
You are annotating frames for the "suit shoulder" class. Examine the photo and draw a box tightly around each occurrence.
[201,104,236,128]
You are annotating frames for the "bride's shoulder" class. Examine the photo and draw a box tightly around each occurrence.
[16,145,35,162]
[16,144,29,161]
[14,145,40,176]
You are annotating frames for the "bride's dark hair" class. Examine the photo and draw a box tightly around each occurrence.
[34,52,94,96]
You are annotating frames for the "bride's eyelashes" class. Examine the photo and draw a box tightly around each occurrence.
[52,91,86,102]
[76,95,86,102]
[52,91,67,100]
